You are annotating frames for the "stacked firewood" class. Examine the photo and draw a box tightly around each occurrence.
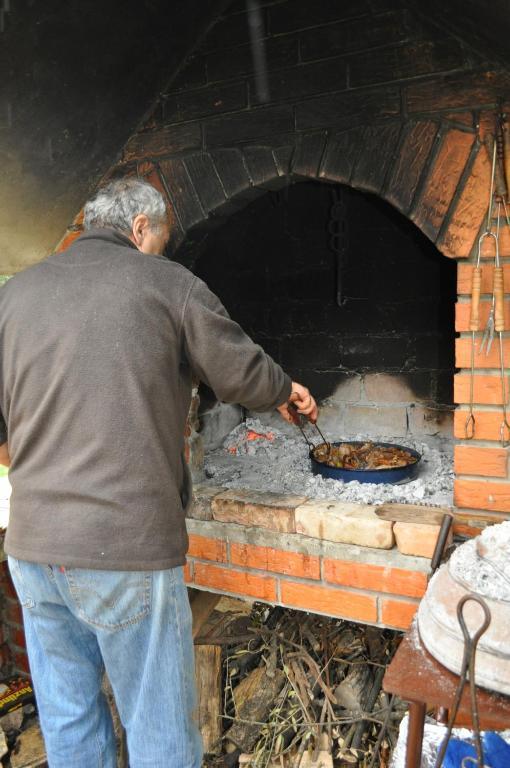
[196,602,406,768]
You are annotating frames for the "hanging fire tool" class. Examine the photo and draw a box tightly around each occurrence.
[491,115,510,445]
[465,117,510,446]
[329,188,349,307]
[433,594,492,768]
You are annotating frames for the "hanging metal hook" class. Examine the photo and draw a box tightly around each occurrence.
[479,229,499,355]
[465,140,498,439]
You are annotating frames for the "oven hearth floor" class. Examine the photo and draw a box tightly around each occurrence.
[202,418,453,508]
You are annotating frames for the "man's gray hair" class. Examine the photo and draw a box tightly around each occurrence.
[83,178,167,233]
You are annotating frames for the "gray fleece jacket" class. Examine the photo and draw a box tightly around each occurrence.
[0,229,291,569]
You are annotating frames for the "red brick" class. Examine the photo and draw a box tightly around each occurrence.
[452,519,484,537]
[439,144,492,258]
[478,223,510,258]
[456,301,510,332]
[280,581,377,623]
[444,111,475,128]
[386,121,438,213]
[454,445,509,478]
[0,575,19,601]
[323,559,427,598]
[457,263,510,295]
[380,598,419,629]
[4,600,23,626]
[122,123,202,162]
[4,579,18,601]
[413,129,474,240]
[455,478,510,513]
[230,543,320,580]
[9,627,26,650]
[393,522,449,559]
[456,337,510,370]
[451,512,507,536]
[187,534,227,563]
[454,374,510,405]
[56,229,82,252]
[0,643,12,669]
[194,563,276,602]
[0,565,15,591]
[454,409,509,441]
[183,562,193,583]
[12,650,30,675]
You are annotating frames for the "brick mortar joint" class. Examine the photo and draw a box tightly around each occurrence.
[186,517,432,572]
[188,556,423,598]
[190,543,429,583]
[455,475,510,484]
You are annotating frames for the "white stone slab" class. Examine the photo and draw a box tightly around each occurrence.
[295,499,394,549]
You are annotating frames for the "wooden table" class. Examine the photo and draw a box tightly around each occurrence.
[383,620,510,768]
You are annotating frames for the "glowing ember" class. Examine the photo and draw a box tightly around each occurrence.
[227,427,275,454]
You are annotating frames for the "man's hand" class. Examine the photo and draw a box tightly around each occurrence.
[0,443,10,468]
[277,381,318,425]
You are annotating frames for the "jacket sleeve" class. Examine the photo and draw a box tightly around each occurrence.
[182,276,292,412]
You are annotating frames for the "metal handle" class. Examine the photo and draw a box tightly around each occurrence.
[434,594,491,768]
[494,266,505,332]
[289,404,330,455]
[289,403,317,451]
[429,514,453,576]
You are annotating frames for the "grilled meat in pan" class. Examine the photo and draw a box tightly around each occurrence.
[312,441,418,470]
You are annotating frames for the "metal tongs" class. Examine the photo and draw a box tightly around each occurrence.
[288,403,330,456]
[434,594,491,768]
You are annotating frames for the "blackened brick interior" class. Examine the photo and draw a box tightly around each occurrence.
[182,181,456,406]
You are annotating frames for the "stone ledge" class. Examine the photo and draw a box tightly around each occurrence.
[295,499,394,549]
[190,484,226,521]
[190,484,449,558]
[185,517,431,573]
[211,488,307,533]
[393,520,453,558]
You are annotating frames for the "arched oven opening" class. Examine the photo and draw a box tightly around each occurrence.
[176,180,456,507]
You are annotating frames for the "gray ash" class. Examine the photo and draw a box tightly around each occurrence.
[203,418,453,507]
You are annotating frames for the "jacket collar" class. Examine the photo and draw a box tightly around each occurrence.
[74,228,139,251]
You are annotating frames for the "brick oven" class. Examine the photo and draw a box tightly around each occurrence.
[3,0,510,673]
[192,182,456,449]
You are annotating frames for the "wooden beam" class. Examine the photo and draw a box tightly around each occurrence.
[195,644,223,754]
[189,588,221,639]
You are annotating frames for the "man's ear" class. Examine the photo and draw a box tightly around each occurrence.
[130,214,150,248]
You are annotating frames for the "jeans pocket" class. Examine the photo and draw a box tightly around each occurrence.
[7,557,35,609]
[65,569,152,630]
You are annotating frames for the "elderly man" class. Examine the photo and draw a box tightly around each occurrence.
[0,178,317,768]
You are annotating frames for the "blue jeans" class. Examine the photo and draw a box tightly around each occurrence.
[7,557,202,768]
